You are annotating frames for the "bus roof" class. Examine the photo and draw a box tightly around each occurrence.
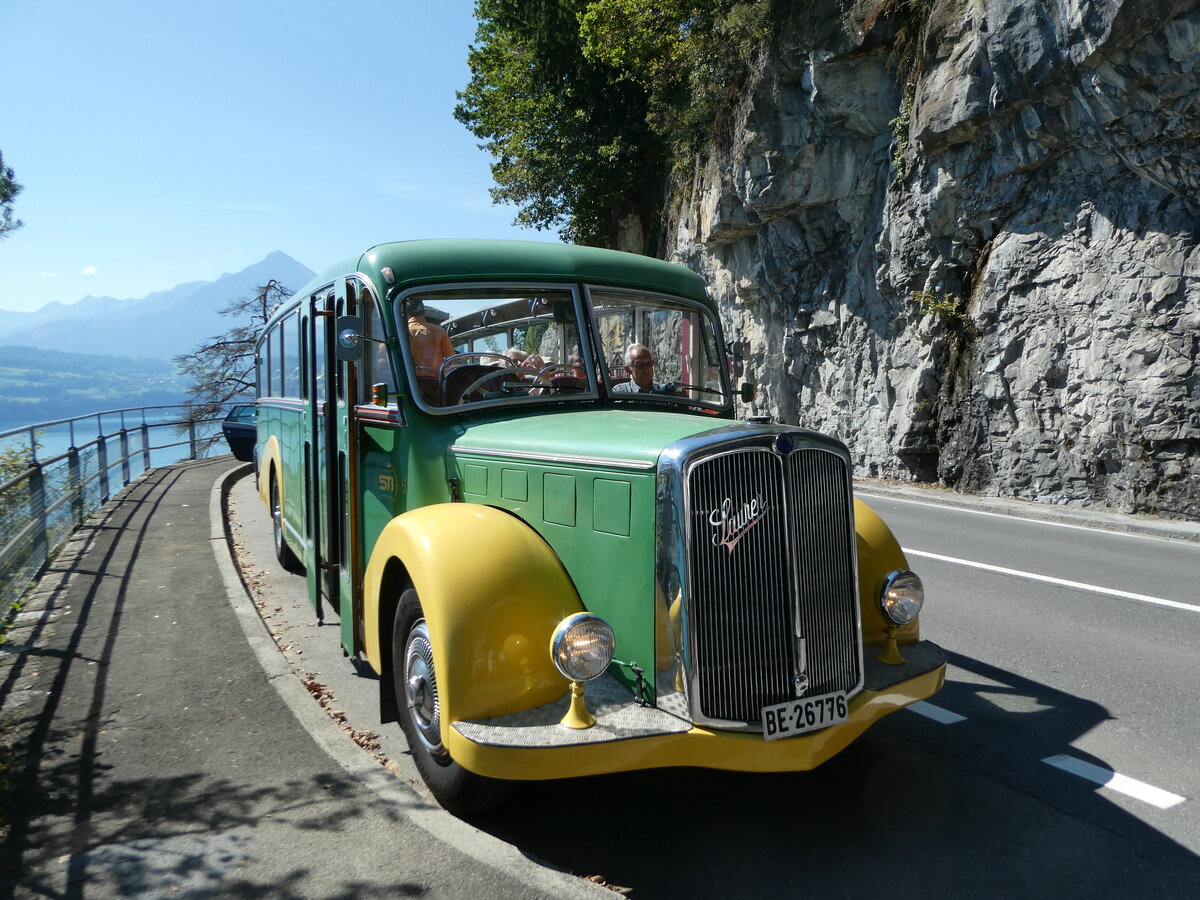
[293,239,711,310]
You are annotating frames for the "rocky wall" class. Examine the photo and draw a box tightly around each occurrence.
[664,0,1200,518]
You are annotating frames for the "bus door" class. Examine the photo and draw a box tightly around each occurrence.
[341,279,406,656]
[304,288,347,621]
[331,279,360,653]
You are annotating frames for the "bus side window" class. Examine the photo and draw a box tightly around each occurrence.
[281,312,300,397]
[273,327,285,397]
[362,297,397,402]
[259,343,270,397]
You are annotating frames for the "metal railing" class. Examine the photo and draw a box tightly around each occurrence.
[0,405,228,611]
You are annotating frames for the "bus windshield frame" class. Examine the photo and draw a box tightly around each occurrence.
[392,282,732,415]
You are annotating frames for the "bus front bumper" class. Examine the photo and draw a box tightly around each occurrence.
[448,640,946,781]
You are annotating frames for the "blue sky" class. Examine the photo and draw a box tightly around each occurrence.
[0,1,552,313]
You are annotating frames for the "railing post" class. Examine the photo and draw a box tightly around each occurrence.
[28,463,49,574]
[98,436,110,502]
[120,429,131,485]
[189,419,198,460]
[68,446,84,526]
[141,423,151,471]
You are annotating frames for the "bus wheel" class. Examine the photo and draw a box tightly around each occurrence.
[271,479,302,573]
[393,588,513,815]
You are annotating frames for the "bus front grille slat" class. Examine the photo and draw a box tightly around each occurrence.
[684,446,860,726]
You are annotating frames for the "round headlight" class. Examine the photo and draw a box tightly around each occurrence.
[880,570,924,625]
[550,613,615,682]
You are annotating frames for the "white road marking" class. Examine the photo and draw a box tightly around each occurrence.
[1043,754,1186,809]
[904,548,1200,614]
[907,701,966,724]
[857,491,1197,545]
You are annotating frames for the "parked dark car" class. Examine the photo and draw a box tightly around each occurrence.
[222,404,257,462]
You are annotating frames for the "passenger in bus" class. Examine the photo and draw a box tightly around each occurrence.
[613,344,675,394]
[406,298,454,372]
[568,345,585,378]
[501,347,546,371]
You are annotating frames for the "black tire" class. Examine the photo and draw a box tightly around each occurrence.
[271,477,303,574]
[393,588,514,815]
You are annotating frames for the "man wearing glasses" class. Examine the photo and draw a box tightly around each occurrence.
[613,343,676,394]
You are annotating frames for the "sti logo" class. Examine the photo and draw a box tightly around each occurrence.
[707,496,768,554]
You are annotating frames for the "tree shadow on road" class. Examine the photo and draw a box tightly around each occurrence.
[0,461,437,900]
[472,649,1200,899]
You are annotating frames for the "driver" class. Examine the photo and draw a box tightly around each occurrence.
[407,298,455,371]
[613,343,675,394]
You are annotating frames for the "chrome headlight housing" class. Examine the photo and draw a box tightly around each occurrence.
[880,570,924,625]
[550,613,615,682]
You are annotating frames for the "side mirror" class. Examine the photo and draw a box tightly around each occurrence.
[334,315,364,361]
[739,383,757,403]
[726,342,746,378]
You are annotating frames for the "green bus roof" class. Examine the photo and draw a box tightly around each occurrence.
[295,239,711,309]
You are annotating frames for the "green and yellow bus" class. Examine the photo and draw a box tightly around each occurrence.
[255,239,944,813]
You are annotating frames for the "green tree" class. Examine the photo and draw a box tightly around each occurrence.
[175,279,292,424]
[0,150,23,239]
[0,438,35,522]
[455,1,776,251]
[454,0,664,249]
[577,0,774,152]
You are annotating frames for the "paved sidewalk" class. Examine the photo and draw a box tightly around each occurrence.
[0,458,597,899]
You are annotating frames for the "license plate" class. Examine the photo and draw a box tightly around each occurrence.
[761,691,849,741]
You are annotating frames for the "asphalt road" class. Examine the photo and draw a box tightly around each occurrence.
[226,471,1200,898]
[856,485,1200,854]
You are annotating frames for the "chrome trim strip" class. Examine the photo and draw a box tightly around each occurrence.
[355,405,403,424]
[449,444,656,471]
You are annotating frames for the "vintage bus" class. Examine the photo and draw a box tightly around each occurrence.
[255,239,945,813]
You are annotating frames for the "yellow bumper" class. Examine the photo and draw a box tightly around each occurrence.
[448,643,946,781]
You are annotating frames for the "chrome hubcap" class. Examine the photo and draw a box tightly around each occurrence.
[403,620,442,753]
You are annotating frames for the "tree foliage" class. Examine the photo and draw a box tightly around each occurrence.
[455,0,663,249]
[577,0,774,151]
[0,438,36,520]
[0,150,23,239]
[175,280,292,422]
[455,1,776,250]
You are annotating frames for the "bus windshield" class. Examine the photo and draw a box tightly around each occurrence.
[396,284,729,412]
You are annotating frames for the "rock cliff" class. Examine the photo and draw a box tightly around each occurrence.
[664,0,1199,519]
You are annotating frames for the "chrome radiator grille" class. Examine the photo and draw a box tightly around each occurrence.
[684,445,860,725]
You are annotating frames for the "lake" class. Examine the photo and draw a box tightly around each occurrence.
[0,408,228,467]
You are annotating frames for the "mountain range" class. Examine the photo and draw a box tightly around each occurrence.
[0,251,315,361]
[0,252,315,427]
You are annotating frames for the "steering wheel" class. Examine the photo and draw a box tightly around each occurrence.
[438,352,507,377]
[456,366,551,404]
[539,363,582,378]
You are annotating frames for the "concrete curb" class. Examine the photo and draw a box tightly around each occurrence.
[854,478,1200,545]
[209,465,610,900]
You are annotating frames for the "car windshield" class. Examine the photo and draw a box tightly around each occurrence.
[397,285,728,412]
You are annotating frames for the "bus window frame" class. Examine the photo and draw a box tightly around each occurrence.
[358,280,399,406]
[585,285,732,408]
[389,281,599,416]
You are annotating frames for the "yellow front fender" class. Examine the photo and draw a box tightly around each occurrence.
[854,498,920,644]
[363,504,584,729]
